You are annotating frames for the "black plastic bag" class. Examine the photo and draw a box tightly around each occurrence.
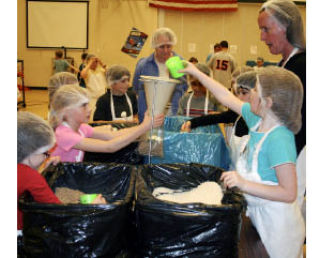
[84,122,144,164]
[134,163,246,258]
[19,162,136,258]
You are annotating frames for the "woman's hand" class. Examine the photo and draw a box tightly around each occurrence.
[180,121,191,132]
[220,171,246,190]
[91,194,107,204]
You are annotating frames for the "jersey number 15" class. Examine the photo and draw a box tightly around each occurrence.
[215,60,229,71]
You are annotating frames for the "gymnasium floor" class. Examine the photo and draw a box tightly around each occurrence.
[18,88,49,119]
[17,88,307,258]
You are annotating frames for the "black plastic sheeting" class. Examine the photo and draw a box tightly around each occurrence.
[84,122,144,164]
[134,163,246,258]
[19,162,136,258]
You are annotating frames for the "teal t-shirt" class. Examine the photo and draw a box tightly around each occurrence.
[241,103,297,183]
[54,59,69,73]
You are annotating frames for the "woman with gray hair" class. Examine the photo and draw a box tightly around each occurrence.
[93,65,138,122]
[17,111,61,232]
[132,27,188,123]
[258,0,306,155]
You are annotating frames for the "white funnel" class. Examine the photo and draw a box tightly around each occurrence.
[140,75,179,115]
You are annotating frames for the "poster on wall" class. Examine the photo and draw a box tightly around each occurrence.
[121,27,148,58]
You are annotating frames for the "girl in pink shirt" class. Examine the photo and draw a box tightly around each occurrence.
[50,84,164,162]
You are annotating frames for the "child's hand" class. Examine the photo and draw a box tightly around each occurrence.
[91,194,107,204]
[180,121,191,132]
[101,124,113,131]
[178,61,199,77]
[142,112,164,129]
[220,171,246,190]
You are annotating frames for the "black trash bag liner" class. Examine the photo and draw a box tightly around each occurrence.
[19,162,136,258]
[84,122,144,164]
[134,163,246,258]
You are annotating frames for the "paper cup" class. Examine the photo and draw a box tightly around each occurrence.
[165,56,185,78]
[80,194,98,204]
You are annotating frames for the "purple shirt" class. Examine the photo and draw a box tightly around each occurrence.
[52,123,94,162]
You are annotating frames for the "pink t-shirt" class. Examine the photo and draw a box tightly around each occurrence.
[52,123,94,162]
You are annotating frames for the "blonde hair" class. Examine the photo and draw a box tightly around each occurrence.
[256,66,303,133]
[50,85,90,129]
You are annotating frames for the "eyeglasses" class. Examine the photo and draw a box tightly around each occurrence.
[42,151,50,159]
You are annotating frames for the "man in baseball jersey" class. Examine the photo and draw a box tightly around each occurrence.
[207,40,237,90]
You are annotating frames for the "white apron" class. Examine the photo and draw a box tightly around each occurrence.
[110,92,134,121]
[186,90,209,117]
[236,124,305,258]
[227,116,249,169]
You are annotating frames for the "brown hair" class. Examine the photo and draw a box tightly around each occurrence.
[55,50,63,58]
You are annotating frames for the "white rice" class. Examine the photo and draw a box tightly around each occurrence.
[152,181,223,205]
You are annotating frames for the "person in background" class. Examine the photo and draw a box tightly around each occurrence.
[178,63,222,117]
[181,62,305,258]
[80,54,108,117]
[93,65,138,122]
[181,69,256,169]
[205,43,222,63]
[207,40,237,90]
[258,0,306,213]
[132,27,188,123]
[53,50,78,74]
[49,84,164,162]
[188,57,198,64]
[78,52,88,88]
[256,57,265,68]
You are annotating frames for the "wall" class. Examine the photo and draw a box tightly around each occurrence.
[163,2,306,65]
[17,0,306,88]
[17,0,157,87]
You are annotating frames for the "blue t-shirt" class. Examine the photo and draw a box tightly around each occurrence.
[241,103,297,183]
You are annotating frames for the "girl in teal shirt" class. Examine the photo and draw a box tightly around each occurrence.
[180,64,305,258]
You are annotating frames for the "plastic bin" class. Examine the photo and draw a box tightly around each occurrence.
[134,163,245,257]
[19,162,136,258]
